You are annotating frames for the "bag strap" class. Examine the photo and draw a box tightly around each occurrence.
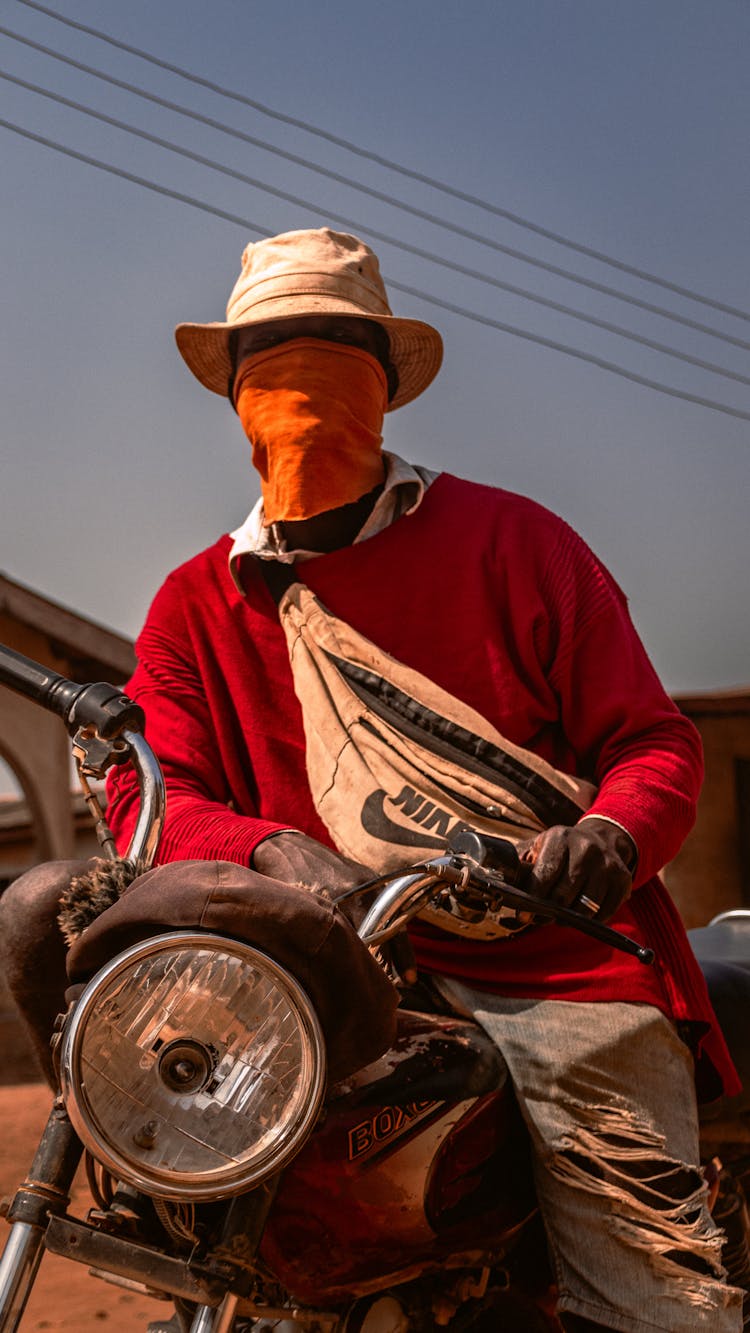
[253,556,298,605]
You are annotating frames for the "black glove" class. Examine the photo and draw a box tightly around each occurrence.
[252,831,417,982]
[517,816,637,923]
[252,830,368,898]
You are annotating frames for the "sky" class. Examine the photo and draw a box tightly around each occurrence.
[1,0,749,694]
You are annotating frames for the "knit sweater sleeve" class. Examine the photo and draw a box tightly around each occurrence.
[106,568,290,865]
[540,520,704,886]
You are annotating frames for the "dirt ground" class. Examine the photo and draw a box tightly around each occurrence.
[0,1084,167,1331]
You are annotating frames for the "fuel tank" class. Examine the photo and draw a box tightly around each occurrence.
[261,1007,536,1302]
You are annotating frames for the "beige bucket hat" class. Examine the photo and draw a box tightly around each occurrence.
[175,228,443,411]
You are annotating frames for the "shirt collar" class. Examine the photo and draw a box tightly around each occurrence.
[229,452,437,592]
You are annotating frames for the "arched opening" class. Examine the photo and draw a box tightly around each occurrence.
[0,751,47,1084]
[0,751,41,894]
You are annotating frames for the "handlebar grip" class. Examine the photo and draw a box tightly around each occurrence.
[448,829,525,884]
[0,643,144,739]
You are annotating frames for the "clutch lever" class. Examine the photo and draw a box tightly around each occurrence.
[450,830,654,966]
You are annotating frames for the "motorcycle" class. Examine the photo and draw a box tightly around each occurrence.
[0,642,748,1333]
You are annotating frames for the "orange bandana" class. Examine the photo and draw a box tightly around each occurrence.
[234,339,387,523]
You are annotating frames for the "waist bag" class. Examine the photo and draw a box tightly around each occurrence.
[259,561,596,938]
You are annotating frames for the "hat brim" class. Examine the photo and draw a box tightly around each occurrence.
[174,302,443,411]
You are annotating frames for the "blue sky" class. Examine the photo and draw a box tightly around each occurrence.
[1,0,749,692]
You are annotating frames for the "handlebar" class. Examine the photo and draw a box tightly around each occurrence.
[0,641,651,963]
[0,643,145,739]
[0,641,163,871]
[357,833,654,966]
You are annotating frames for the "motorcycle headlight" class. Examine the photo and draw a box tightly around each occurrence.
[60,932,326,1201]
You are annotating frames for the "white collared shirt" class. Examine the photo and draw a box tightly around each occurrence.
[228,451,438,592]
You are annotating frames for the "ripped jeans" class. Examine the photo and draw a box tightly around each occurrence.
[438,986,744,1333]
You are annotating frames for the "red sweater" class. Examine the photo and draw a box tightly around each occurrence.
[108,474,737,1095]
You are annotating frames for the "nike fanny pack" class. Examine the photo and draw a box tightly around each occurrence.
[260,563,596,939]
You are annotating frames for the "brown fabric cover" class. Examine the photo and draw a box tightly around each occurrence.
[66,859,399,1081]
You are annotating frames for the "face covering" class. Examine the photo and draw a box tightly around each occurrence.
[234,338,388,524]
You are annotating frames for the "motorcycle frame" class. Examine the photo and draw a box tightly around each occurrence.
[0,642,654,1333]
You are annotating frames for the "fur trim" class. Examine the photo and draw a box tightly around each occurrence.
[58,858,147,946]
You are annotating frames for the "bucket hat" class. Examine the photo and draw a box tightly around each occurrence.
[175,228,443,410]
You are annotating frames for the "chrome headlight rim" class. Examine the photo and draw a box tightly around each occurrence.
[60,931,327,1201]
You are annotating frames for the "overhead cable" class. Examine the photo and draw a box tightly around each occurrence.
[5,67,750,388]
[3,23,750,356]
[0,116,270,232]
[2,115,749,426]
[13,0,750,326]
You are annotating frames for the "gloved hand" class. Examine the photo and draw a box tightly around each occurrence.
[252,830,369,899]
[517,816,637,923]
[252,831,417,982]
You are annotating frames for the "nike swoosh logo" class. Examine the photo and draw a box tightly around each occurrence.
[361,789,450,847]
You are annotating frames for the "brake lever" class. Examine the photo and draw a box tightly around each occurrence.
[446,829,653,965]
[468,869,655,964]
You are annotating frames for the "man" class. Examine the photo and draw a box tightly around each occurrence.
[0,228,742,1331]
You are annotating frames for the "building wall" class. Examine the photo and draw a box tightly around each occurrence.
[0,574,135,1082]
[663,704,750,929]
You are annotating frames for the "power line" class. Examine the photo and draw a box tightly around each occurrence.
[3,25,750,357]
[6,66,750,389]
[2,114,749,426]
[0,115,270,232]
[393,277,750,423]
[13,0,750,326]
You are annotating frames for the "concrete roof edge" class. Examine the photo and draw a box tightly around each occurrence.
[0,572,136,681]
[673,685,750,717]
